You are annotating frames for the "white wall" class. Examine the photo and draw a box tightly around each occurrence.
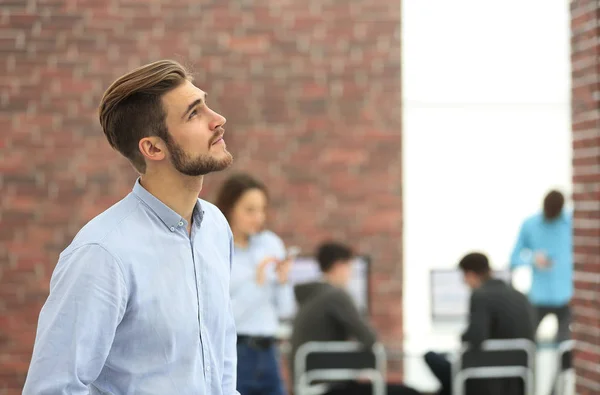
[401,0,572,391]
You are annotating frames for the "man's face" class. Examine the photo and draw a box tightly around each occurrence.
[463,271,481,290]
[332,259,353,287]
[160,80,233,176]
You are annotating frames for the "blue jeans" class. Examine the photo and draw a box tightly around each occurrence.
[236,342,286,395]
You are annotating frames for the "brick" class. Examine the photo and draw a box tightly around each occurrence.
[571,0,600,391]
[3,0,403,390]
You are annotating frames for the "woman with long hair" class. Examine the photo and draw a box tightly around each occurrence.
[215,173,295,395]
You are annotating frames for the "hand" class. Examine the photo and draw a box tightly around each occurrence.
[256,256,276,285]
[275,258,292,284]
[356,370,372,384]
[534,252,550,269]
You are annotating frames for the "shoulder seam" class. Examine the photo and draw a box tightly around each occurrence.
[62,243,129,290]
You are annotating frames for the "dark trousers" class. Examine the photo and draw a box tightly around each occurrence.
[534,306,571,395]
[237,342,286,395]
[424,352,452,395]
[324,381,422,395]
[534,304,571,342]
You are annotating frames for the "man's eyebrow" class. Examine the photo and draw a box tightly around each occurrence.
[181,93,207,120]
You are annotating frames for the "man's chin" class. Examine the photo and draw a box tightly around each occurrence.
[217,151,234,169]
[207,153,233,173]
[174,150,234,176]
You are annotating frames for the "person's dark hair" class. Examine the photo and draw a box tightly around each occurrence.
[458,252,491,277]
[543,190,565,220]
[99,59,192,173]
[316,241,354,273]
[214,173,268,222]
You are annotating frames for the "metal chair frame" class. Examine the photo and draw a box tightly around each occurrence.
[294,341,387,395]
[451,338,536,395]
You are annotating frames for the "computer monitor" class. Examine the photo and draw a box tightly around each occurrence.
[280,255,371,320]
[430,269,512,323]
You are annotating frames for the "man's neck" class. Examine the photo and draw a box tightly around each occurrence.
[140,170,203,225]
[474,275,492,289]
[323,274,343,288]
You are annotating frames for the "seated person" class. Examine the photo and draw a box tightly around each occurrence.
[424,252,536,395]
[290,241,421,395]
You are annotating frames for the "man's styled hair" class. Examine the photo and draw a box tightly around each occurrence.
[316,241,354,273]
[99,60,192,173]
[458,252,491,277]
[214,173,269,223]
[543,190,565,220]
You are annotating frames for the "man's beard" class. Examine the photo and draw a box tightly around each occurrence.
[165,136,233,176]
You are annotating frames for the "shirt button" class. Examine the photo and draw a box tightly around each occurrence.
[178,221,184,226]
[170,227,175,232]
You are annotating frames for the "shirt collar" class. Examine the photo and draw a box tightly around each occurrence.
[541,210,570,224]
[132,178,204,232]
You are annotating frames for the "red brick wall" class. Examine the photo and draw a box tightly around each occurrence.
[0,1,402,392]
[570,0,600,393]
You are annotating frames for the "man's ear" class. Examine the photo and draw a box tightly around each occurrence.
[139,137,167,163]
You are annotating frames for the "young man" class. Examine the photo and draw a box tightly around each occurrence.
[291,242,421,395]
[424,252,535,395]
[510,190,573,342]
[23,60,239,395]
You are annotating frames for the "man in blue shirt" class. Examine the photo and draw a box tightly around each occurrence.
[509,190,573,342]
[23,60,239,395]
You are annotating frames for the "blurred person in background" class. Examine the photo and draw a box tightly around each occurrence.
[424,252,535,395]
[510,190,573,342]
[291,241,422,395]
[215,173,295,395]
[23,60,239,394]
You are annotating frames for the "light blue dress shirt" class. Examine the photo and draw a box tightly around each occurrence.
[510,211,573,306]
[23,179,240,395]
[230,231,295,336]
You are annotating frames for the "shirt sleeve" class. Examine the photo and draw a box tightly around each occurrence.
[328,289,377,348]
[461,290,491,348]
[222,230,241,395]
[510,221,532,269]
[270,232,287,261]
[268,232,296,317]
[23,243,128,395]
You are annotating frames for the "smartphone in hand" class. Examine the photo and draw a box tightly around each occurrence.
[285,246,301,261]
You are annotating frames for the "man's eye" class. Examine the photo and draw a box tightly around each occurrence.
[189,110,197,119]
